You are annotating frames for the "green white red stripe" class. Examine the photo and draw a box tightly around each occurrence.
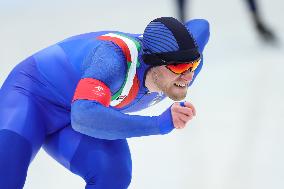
[97,33,141,107]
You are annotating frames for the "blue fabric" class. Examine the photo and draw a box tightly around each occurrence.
[71,100,161,140]
[0,57,72,189]
[72,20,208,139]
[113,45,166,112]
[43,126,82,170]
[186,19,210,86]
[157,106,174,134]
[0,59,47,155]
[34,44,80,105]
[43,126,132,189]
[0,130,32,189]
[180,101,185,107]
[0,19,210,188]
[70,20,209,139]
[69,35,171,139]
[143,22,179,53]
[80,41,127,95]
[70,133,132,189]
[0,57,71,138]
[185,19,210,52]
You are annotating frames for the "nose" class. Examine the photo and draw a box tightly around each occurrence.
[180,71,194,82]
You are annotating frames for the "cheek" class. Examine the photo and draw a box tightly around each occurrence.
[160,77,175,89]
[163,72,179,84]
[156,68,180,88]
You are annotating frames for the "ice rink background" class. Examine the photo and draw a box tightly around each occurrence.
[1,0,284,188]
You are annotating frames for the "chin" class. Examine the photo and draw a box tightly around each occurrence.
[162,86,187,101]
[171,96,186,101]
[168,93,186,101]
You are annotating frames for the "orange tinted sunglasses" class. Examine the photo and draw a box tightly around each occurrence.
[166,59,201,74]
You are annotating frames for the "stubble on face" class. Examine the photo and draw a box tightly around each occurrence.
[152,67,188,101]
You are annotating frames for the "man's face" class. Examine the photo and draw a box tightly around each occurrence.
[153,66,194,101]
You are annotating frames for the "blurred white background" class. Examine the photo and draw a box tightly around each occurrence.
[1,0,284,188]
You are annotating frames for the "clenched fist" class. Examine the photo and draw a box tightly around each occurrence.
[171,102,196,129]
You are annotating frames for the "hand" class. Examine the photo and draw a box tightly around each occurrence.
[171,101,196,129]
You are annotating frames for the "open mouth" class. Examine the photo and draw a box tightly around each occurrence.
[174,82,187,88]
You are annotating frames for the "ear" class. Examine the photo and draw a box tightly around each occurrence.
[152,71,159,82]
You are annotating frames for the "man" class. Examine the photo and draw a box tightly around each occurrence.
[0,17,210,188]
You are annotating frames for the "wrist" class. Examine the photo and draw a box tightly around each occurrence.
[157,106,174,134]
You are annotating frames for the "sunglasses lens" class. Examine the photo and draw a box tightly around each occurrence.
[192,59,200,71]
[167,63,193,74]
[166,59,200,74]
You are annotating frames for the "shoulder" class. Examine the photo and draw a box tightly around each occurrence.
[81,40,127,94]
[185,19,210,52]
[185,19,210,33]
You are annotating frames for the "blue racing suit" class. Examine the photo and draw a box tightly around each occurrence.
[0,19,210,189]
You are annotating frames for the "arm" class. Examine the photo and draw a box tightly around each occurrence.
[71,42,174,140]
